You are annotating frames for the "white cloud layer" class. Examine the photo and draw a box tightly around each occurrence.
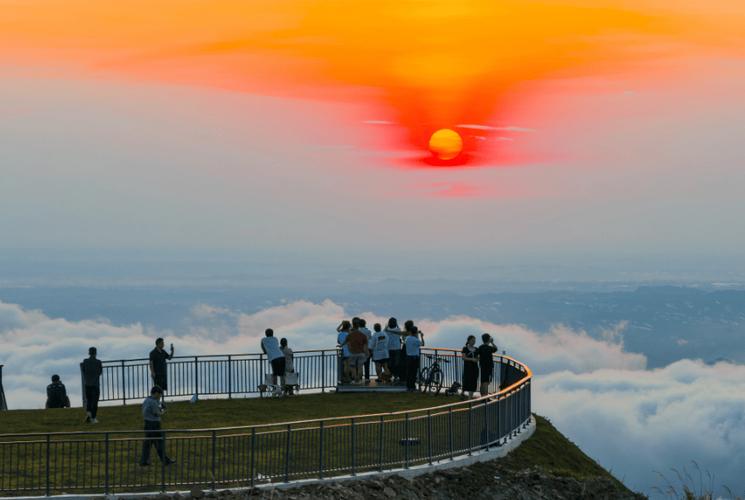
[1,299,743,497]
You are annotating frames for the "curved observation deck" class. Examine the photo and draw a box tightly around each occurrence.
[0,348,532,496]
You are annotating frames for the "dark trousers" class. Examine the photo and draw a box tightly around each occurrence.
[388,350,400,379]
[364,356,371,380]
[84,386,100,419]
[405,356,419,390]
[152,375,167,407]
[140,420,169,465]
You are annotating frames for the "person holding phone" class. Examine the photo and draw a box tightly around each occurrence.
[149,338,174,409]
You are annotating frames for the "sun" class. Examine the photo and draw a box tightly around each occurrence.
[428,128,463,161]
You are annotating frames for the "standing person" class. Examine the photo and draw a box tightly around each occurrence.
[344,324,369,385]
[370,323,391,383]
[478,334,498,396]
[149,338,174,409]
[280,338,295,395]
[45,375,70,409]
[336,320,352,383]
[359,319,372,383]
[261,328,285,387]
[385,318,402,382]
[139,386,175,466]
[404,327,424,392]
[81,347,103,423]
[461,336,479,399]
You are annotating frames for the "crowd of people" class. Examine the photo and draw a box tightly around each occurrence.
[40,324,501,467]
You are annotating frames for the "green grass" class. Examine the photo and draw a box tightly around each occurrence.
[0,393,457,435]
[502,415,628,488]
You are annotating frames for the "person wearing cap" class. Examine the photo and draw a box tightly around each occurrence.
[139,386,175,466]
[81,347,103,423]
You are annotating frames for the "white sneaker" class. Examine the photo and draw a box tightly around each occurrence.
[91,418,99,424]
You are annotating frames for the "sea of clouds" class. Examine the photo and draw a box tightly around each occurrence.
[1,299,744,497]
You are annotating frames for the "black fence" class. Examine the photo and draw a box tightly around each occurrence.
[0,349,532,496]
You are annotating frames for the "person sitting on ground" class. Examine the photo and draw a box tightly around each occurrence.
[461,335,479,399]
[404,326,424,392]
[261,328,285,387]
[139,386,175,467]
[81,346,103,423]
[370,323,391,383]
[344,323,369,385]
[478,333,498,396]
[385,317,402,382]
[358,318,373,383]
[336,320,352,383]
[45,374,70,409]
[280,337,295,395]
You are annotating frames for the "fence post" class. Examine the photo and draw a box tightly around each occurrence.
[484,400,490,451]
[321,351,326,393]
[448,407,454,460]
[467,402,473,456]
[350,418,356,476]
[120,360,126,405]
[194,356,199,399]
[0,365,7,411]
[45,434,50,496]
[250,427,256,488]
[285,424,291,482]
[427,410,433,465]
[404,413,410,469]
[161,431,166,492]
[211,430,217,490]
[104,433,110,494]
[318,421,325,479]
[378,415,384,472]
[227,355,232,399]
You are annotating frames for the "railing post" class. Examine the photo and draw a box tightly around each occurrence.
[318,421,325,479]
[285,424,292,482]
[321,351,326,393]
[45,434,50,496]
[194,356,199,399]
[404,413,410,469]
[373,417,384,475]
[227,355,232,399]
[427,410,433,465]
[467,402,473,456]
[448,407,454,460]
[484,400,490,451]
[250,427,256,488]
[0,365,7,411]
[350,418,356,476]
[160,432,166,492]
[104,433,110,494]
[211,430,217,490]
[120,360,126,405]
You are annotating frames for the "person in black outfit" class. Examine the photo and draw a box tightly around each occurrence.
[139,386,175,466]
[477,333,498,396]
[461,335,479,398]
[45,375,70,409]
[149,338,174,408]
[81,347,103,423]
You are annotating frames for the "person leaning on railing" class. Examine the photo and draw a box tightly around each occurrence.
[261,328,285,387]
[404,326,425,392]
[139,385,175,467]
[462,335,479,399]
[370,323,391,383]
[385,318,402,382]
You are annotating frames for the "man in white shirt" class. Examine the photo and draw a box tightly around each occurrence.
[358,318,373,382]
[260,328,285,386]
[370,323,391,382]
[404,326,425,392]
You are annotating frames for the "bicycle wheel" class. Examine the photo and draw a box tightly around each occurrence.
[418,367,430,392]
[428,367,444,395]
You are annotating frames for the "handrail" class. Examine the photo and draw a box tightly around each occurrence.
[0,349,530,437]
[0,364,6,411]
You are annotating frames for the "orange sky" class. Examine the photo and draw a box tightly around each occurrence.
[2,0,744,162]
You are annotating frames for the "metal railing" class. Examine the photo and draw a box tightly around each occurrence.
[0,349,531,496]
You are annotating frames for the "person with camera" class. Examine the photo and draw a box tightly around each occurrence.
[149,338,174,409]
[477,333,498,396]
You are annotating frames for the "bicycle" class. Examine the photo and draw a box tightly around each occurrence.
[418,355,449,395]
